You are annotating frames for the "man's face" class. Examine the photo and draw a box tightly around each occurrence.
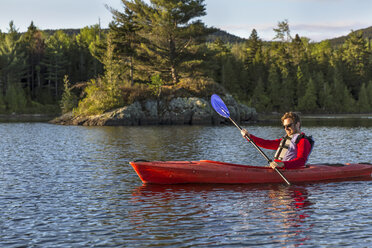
[282,118,300,136]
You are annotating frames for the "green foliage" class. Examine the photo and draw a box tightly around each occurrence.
[208,21,372,114]
[357,83,371,112]
[0,21,105,114]
[251,78,270,112]
[60,75,78,114]
[367,81,372,108]
[0,93,6,113]
[111,0,211,84]
[2,12,372,116]
[5,83,27,113]
[273,19,291,42]
[75,77,124,116]
[297,78,318,112]
[148,74,163,97]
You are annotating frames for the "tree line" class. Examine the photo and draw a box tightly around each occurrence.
[0,21,104,113]
[1,0,372,115]
[214,21,372,113]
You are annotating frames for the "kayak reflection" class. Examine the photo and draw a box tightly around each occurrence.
[128,184,314,246]
[265,186,313,246]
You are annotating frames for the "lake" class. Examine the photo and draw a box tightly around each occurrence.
[0,120,371,247]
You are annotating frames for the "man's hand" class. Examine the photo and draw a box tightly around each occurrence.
[270,161,285,169]
[241,129,250,139]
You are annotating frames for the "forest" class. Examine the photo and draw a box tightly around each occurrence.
[0,0,371,116]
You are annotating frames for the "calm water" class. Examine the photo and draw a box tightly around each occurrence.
[0,122,371,247]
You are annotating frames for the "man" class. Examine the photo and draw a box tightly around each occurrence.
[241,112,313,169]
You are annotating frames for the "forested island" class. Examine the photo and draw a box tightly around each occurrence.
[1,0,371,125]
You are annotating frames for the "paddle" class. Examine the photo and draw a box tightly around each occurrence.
[210,94,291,185]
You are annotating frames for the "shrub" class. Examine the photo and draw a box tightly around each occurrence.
[60,75,78,114]
[5,83,27,113]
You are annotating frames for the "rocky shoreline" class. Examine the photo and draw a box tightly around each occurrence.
[50,95,257,126]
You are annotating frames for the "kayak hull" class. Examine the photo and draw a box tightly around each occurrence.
[130,160,372,184]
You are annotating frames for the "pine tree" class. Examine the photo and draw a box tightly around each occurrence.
[357,83,371,113]
[108,3,141,85]
[5,83,27,113]
[367,80,372,109]
[251,77,270,112]
[42,30,69,98]
[75,25,104,81]
[21,21,45,97]
[319,82,336,112]
[268,64,281,111]
[245,29,262,66]
[291,34,306,66]
[341,30,369,97]
[0,21,27,94]
[222,56,239,93]
[116,0,210,84]
[281,76,296,110]
[297,77,317,112]
[332,68,355,112]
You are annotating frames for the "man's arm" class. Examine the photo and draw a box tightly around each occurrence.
[249,134,281,150]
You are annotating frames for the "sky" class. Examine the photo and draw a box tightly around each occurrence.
[1,0,372,42]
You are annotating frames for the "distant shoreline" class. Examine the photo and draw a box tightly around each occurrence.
[0,113,371,124]
[0,114,58,122]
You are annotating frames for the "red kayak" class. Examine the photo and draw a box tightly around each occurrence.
[130,160,372,184]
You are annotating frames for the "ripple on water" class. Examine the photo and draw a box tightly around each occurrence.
[0,123,372,247]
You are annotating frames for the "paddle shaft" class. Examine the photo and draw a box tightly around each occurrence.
[228,116,291,186]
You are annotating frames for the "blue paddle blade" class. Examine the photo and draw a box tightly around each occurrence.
[211,94,230,118]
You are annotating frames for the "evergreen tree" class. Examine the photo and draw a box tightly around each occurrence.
[209,38,230,85]
[341,30,369,97]
[5,83,27,113]
[357,83,371,112]
[291,34,306,66]
[42,30,69,98]
[0,21,27,94]
[245,29,262,66]
[281,76,296,110]
[332,68,355,112]
[268,64,281,111]
[296,66,306,104]
[251,77,270,112]
[0,92,6,113]
[75,25,104,81]
[60,75,78,114]
[270,42,291,77]
[367,80,372,109]
[117,0,210,84]
[21,21,45,97]
[319,82,336,112]
[311,40,332,77]
[108,3,142,85]
[244,29,264,95]
[75,34,125,115]
[297,77,317,112]
[222,56,239,93]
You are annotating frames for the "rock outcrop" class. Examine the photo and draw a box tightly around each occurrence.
[50,95,257,126]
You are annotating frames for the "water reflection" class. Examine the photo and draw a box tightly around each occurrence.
[129,184,314,246]
[1,123,371,247]
[264,186,313,247]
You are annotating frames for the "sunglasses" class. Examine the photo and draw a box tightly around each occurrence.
[283,123,294,129]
